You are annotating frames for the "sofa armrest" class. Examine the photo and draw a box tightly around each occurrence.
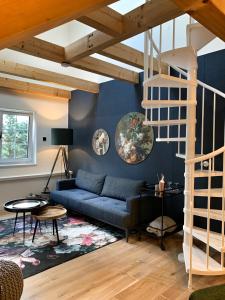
[126,193,161,225]
[56,178,76,191]
[139,193,162,224]
[126,195,141,213]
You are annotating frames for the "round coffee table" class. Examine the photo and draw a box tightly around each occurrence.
[4,198,48,243]
[32,205,67,244]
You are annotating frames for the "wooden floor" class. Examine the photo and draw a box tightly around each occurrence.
[21,233,225,300]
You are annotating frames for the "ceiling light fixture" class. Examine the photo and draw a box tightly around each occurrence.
[61,61,71,68]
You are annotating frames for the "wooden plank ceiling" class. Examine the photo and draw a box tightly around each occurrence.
[11,0,181,85]
[0,0,223,98]
[0,0,117,50]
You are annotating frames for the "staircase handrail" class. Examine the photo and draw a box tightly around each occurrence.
[170,65,225,99]
[148,30,160,55]
[186,145,225,165]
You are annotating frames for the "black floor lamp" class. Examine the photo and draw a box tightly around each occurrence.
[43,128,73,193]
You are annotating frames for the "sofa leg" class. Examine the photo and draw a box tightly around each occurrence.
[138,227,142,241]
[125,229,129,243]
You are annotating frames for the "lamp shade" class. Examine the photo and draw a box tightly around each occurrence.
[51,128,73,145]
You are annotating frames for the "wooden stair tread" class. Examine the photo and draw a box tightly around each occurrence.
[183,244,224,275]
[185,208,225,222]
[194,170,224,177]
[184,225,225,252]
[176,153,202,160]
[143,119,187,126]
[194,188,224,197]
[160,46,197,70]
[187,23,216,51]
[143,74,196,88]
[141,100,194,108]
[156,137,186,142]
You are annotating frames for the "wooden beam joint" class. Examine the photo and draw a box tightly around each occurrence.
[66,0,182,62]
[12,37,139,84]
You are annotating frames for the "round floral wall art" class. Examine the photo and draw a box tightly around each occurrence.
[92,128,109,155]
[115,112,154,164]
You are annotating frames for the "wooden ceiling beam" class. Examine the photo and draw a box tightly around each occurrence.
[11,38,64,63]
[0,60,99,94]
[78,7,124,37]
[12,38,139,84]
[0,77,71,100]
[171,0,225,41]
[0,0,117,50]
[65,31,112,62]
[70,57,139,84]
[100,43,168,73]
[65,0,182,62]
[100,44,144,69]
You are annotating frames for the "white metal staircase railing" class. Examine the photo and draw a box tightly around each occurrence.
[142,14,225,288]
[170,65,225,162]
[185,146,225,286]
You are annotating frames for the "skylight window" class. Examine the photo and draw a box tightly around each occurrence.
[109,0,145,15]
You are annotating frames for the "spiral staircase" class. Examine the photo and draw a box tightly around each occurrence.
[142,18,225,287]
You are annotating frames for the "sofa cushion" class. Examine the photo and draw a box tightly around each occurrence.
[101,176,144,201]
[51,188,98,211]
[76,169,106,195]
[82,197,133,228]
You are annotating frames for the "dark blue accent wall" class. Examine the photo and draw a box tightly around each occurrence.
[68,49,225,185]
[68,72,183,184]
[197,50,225,156]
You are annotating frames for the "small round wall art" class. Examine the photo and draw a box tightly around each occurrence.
[115,112,154,164]
[92,128,109,156]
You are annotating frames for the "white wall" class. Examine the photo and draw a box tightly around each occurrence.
[0,89,68,209]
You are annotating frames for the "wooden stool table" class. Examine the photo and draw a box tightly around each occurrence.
[32,205,67,244]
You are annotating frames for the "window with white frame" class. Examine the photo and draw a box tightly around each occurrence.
[0,109,36,166]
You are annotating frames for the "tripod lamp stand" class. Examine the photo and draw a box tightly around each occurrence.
[43,128,73,193]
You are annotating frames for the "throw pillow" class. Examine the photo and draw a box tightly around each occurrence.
[101,176,144,201]
[76,169,106,195]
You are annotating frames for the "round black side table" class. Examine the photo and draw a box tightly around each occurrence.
[4,198,48,243]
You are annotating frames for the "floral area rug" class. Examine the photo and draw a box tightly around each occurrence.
[0,214,124,278]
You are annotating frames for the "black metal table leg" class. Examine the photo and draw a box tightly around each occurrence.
[13,212,18,235]
[160,196,165,251]
[54,219,60,244]
[39,221,42,233]
[52,220,55,235]
[32,220,39,242]
[30,215,33,231]
[23,212,26,243]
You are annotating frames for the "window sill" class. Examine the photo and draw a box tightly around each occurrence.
[0,162,37,168]
[0,172,62,182]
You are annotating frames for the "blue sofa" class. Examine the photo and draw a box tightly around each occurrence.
[51,169,150,241]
